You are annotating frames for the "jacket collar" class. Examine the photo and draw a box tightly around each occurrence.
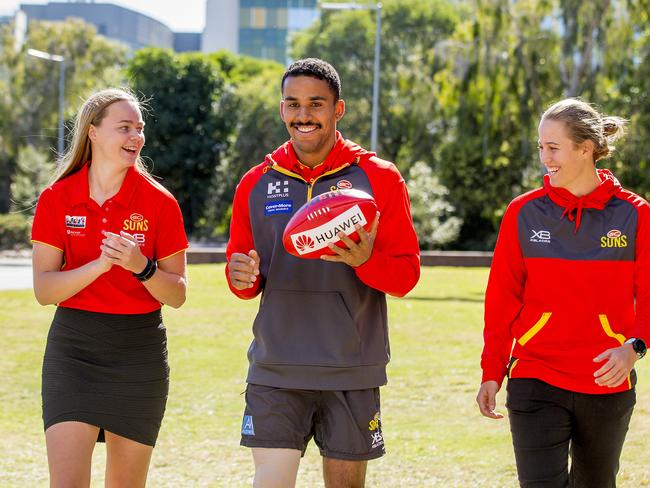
[267,131,370,181]
[544,168,621,231]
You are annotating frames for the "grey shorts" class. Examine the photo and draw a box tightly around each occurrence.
[240,384,386,461]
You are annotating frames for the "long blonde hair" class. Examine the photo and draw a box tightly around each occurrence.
[52,88,148,184]
[541,98,627,162]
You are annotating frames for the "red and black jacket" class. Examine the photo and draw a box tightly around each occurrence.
[481,169,650,394]
[226,132,420,390]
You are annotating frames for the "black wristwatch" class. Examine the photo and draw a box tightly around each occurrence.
[625,338,647,360]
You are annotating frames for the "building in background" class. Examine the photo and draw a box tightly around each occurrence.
[202,0,319,63]
[17,1,200,52]
[5,0,320,60]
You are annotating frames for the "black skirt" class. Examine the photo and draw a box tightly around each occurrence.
[42,306,169,446]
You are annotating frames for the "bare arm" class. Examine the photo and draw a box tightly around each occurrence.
[141,251,187,308]
[32,242,112,306]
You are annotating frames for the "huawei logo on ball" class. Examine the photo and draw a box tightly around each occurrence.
[295,234,315,252]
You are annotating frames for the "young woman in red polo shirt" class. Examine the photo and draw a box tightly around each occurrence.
[476,98,649,487]
[31,88,188,487]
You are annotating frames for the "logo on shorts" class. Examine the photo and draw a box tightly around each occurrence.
[368,411,384,449]
[241,415,255,436]
[65,215,86,228]
[370,431,384,449]
[368,412,381,431]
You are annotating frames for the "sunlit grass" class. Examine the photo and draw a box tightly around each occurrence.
[1,265,648,486]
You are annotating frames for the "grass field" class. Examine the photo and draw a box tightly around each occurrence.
[1,264,648,487]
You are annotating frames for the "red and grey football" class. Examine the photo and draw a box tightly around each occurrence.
[283,189,377,259]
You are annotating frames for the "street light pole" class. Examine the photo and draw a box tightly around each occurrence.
[320,2,382,153]
[26,48,66,157]
[370,4,381,152]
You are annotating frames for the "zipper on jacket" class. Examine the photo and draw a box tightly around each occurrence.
[271,163,351,201]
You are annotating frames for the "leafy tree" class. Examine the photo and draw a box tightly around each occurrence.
[407,161,461,249]
[432,0,560,248]
[291,0,460,165]
[0,18,126,212]
[10,145,54,213]
[127,48,236,235]
[606,3,650,201]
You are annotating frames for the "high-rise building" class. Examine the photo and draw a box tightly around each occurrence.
[202,0,319,63]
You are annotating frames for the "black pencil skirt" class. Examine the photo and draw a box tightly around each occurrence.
[42,306,170,447]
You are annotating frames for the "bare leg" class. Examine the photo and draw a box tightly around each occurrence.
[323,458,367,488]
[104,430,154,488]
[46,421,99,488]
[251,447,301,488]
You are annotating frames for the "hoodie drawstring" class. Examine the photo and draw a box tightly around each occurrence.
[561,198,585,232]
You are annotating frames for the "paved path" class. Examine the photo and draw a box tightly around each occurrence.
[0,259,32,291]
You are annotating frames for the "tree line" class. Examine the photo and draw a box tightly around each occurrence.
[1,0,649,250]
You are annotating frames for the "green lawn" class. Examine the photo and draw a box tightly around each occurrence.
[1,265,648,487]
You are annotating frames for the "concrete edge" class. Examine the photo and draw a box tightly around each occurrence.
[186,249,493,267]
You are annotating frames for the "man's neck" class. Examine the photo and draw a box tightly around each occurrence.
[293,139,337,168]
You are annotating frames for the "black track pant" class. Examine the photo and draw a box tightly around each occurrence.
[506,378,635,488]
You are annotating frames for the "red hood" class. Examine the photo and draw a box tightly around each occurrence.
[544,168,622,231]
[266,131,371,181]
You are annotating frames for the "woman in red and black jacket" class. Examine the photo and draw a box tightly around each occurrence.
[476,98,649,488]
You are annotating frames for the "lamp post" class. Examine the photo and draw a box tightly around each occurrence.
[320,2,382,152]
[27,48,66,157]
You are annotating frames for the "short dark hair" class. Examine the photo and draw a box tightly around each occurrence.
[281,58,341,101]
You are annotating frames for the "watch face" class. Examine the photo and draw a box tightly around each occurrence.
[634,338,647,358]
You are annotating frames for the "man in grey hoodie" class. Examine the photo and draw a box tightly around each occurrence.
[226,58,420,488]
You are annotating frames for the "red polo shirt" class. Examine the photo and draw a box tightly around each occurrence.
[31,163,188,314]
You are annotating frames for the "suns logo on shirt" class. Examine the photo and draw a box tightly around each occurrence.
[601,229,627,248]
[123,212,149,232]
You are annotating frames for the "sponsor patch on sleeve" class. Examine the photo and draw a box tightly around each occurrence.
[265,200,293,216]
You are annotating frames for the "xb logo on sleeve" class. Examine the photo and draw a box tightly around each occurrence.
[530,229,551,243]
[267,180,289,199]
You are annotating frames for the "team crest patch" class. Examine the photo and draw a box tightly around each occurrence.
[65,215,86,228]
[123,213,149,232]
[601,229,628,248]
[336,179,353,189]
[241,415,255,436]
